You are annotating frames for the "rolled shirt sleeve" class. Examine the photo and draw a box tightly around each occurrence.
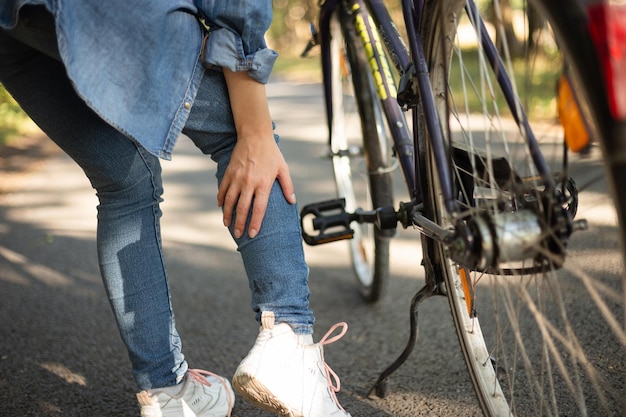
[195,0,278,84]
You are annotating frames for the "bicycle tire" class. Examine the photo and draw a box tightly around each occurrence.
[418,0,625,415]
[327,6,395,303]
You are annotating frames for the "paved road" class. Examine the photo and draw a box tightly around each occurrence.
[0,80,619,416]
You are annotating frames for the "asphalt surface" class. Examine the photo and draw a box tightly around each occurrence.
[0,79,620,416]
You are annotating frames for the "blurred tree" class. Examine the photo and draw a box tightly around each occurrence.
[268,0,319,55]
[267,0,539,59]
[494,0,523,57]
[268,0,404,56]
[491,0,544,58]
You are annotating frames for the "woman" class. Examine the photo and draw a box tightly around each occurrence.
[0,1,351,416]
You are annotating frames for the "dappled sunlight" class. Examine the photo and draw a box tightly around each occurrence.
[303,227,423,280]
[577,190,619,227]
[161,143,244,252]
[163,153,213,173]
[3,155,97,234]
[40,363,87,386]
[580,204,619,228]
[0,245,71,286]
[565,250,623,289]
[161,209,235,251]
[267,81,328,144]
[388,229,425,277]
[276,123,327,143]
[364,389,482,417]
[0,261,29,285]
[36,401,62,416]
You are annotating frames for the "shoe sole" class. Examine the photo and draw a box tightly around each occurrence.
[232,373,303,417]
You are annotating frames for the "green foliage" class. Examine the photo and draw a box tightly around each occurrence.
[0,84,30,145]
[447,48,561,118]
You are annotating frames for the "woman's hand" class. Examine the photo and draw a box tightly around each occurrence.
[217,69,296,239]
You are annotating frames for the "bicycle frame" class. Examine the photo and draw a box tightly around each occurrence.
[307,0,626,410]
[319,0,418,201]
[319,0,420,203]
[318,0,557,220]
[308,0,626,280]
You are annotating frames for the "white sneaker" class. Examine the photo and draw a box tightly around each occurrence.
[233,311,351,417]
[136,369,234,417]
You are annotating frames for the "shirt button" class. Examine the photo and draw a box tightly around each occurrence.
[184,102,191,110]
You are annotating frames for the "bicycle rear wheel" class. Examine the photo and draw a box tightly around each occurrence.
[419,0,625,415]
[327,6,395,302]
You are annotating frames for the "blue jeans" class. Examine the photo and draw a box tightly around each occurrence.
[0,7,313,390]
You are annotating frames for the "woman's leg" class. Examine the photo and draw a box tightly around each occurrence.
[0,27,186,390]
[182,71,351,416]
[182,70,315,334]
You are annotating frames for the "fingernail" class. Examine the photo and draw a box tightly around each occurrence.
[249,229,258,238]
[290,193,297,203]
[234,229,242,239]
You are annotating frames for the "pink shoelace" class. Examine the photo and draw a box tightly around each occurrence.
[186,369,234,417]
[318,322,349,413]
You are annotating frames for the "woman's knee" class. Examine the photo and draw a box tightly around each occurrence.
[91,146,164,208]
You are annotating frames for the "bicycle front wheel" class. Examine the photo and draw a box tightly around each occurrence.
[327,7,395,302]
[419,0,625,415]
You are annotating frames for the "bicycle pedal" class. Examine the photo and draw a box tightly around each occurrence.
[300,198,355,245]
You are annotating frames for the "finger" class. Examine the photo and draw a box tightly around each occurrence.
[220,183,239,228]
[247,190,270,239]
[221,197,235,229]
[277,166,296,204]
[233,190,254,239]
[217,174,231,208]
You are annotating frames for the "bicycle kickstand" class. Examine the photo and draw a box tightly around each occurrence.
[367,256,446,400]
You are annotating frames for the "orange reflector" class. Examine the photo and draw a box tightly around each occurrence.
[339,52,349,79]
[557,74,590,153]
[459,267,475,318]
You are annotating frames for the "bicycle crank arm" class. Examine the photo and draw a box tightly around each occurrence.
[410,211,455,244]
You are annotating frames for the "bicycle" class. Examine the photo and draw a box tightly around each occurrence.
[299,0,626,415]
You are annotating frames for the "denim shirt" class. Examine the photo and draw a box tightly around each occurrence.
[0,0,278,159]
